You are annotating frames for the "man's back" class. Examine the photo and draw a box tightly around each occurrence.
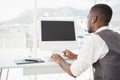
[93,29,120,80]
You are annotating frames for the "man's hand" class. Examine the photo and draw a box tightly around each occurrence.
[51,53,76,78]
[50,54,64,64]
[63,49,77,59]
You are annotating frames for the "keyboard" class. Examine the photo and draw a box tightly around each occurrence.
[40,55,52,62]
[41,54,70,62]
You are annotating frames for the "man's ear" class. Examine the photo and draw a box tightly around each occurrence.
[92,15,97,23]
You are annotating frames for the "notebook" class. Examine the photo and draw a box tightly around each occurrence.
[15,58,45,65]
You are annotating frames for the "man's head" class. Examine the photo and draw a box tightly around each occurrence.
[87,4,113,33]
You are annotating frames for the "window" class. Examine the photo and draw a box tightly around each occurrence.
[37,0,93,17]
[0,0,33,48]
[37,0,94,38]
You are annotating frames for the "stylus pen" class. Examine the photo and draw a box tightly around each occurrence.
[25,59,39,62]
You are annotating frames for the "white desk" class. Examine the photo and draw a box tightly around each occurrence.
[0,49,73,80]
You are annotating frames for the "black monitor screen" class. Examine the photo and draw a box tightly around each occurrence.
[41,21,76,41]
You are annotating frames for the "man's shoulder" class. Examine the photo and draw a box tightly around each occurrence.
[83,34,101,43]
[86,33,100,39]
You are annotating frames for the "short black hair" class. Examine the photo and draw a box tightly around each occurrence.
[90,4,113,23]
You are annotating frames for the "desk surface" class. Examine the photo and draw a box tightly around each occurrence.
[0,49,74,75]
[0,49,29,68]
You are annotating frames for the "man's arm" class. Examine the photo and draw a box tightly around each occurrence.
[51,54,76,78]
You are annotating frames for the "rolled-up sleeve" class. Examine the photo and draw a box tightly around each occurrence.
[71,60,89,76]
[70,35,108,76]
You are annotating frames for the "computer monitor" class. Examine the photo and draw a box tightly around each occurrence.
[39,17,79,52]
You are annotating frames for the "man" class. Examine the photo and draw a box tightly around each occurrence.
[51,4,120,80]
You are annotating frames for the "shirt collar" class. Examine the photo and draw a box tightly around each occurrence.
[95,26,109,33]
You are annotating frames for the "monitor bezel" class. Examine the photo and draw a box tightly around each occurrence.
[38,17,79,51]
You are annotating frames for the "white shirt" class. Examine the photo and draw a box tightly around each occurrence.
[70,26,109,77]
